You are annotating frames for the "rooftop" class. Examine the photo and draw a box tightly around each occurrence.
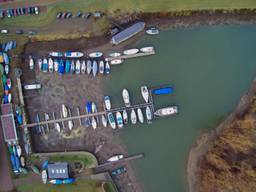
[47,163,69,179]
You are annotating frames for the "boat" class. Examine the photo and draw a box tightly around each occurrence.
[146,27,159,35]
[122,110,128,124]
[81,60,86,74]
[86,60,92,75]
[4,65,9,75]
[58,59,65,74]
[137,108,144,123]
[105,61,111,74]
[140,46,154,53]
[86,102,92,114]
[41,170,47,184]
[104,96,111,110]
[153,86,174,95]
[8,93,12,103]
[109,52,121,57]
[3,52,9,65]
[154,106,178,117]
[107,112,116,129]
[30,165,40,175]
[15,156,20,170]
[55,123,61,133]
[62,178,75,184]
[111,167,127,176]
[110,59,123,65]
[146,106,153,121]
[122,89,131,107]
[92,102,97,113]
[53,59,59,72]
[107,154,124,162]
[75,60,81,74]
[89,52,103,58]
[6,78,11,89]
[99,61,104,74]
[29,56,34,70]
[91,116,97,129]
[20,156,25,167]
[49,51,63,57]
[64,51,84,58]
[130,109,137,124]
[116,111,123,128]
[68,120,73,130]
[70,60,75,73]
[123,48,139,55]
[16,145,22,157]
[48,58,54,73]
[49,179,62,185]
[65,60,71,73]
[62,104,68,118]
[38,59,42,71]
[92,60,98,77]
[101,115,107,127]
[42,58,48,72]
[141,86,149,103]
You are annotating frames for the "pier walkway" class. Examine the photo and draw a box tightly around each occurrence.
[106,50,155,62]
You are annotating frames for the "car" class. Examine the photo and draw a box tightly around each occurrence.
[56,12,62,19]
[28,31,37,35]
[1,29,9,34]
[15,29,24,35]
[34,7,39,15]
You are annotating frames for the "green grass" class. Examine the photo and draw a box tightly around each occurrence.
[104,182,117,192]
[1,0,256,28]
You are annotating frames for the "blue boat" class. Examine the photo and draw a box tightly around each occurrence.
[58,59,65,74]
[10,154,19,173]
[15,155,21,170]
[62,178,75,184]
[3,52,9,64]
[42,160,49,169]
[152,86,173,95]
[12,41,17,49]
[50,179,63,185]
[65,60,71,73]
[86,102,92,113]
[17,114,23,125]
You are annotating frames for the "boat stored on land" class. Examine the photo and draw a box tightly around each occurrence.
[154,106,178,117]
[16,145,22,157]
[109,52,121,57]
[107,154,124,162]
[146,106,153,121]
[104,96,111,110]
[49,51,63,57]
[29,56,34,70]
[24,84,41,90]
[105,61,111,74]
[81,60,86,74]
[107,112,116,129]
[110,59,123,65]
[123,48,139,55]
[87,60,92,74]
[4,65,9,75]
[41,170,47,184]
[140,46,154,53]
[92,60,98,77]
[55,122,61,133]
[141,86,149,103]
[68,120,73,130]
[122,110,128,124]
[111,167,127,176]
[42,58,48,72]
[64,51,84,58]
[49,179,62,185]
[62,178,75,184]
[54,59,58,72]
[146,27,159,35]
[153,86,173,95]
[137,108,144,123]
[48,58,54,73]
[70,60,75,73]
[131,109,137,124]
[89,52,103,58]
[116,111,123,128]
[38,59,42,71]
[65,60,71,73]
[101,115,107,127]
[92,102,97,113]
[58,59,65,74]
[86,102,92,114]
[75,60,81,74]
[122,89,131,107]
[91,116,97,129]
[99,61,104,74]
[62,104,68,118]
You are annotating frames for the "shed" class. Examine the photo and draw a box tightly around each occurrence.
[47,163,69,179]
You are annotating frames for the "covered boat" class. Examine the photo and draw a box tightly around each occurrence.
[62,104,68,118]
[101,115,107,127]
[152,86,173,95]
[140,46,154,53]
[75,60,81,74]
[54,59,59,72]
[89,52,103,58]
[29,56,34,70]
[104,96,111,110]
[65,60,71,73]
[141,86,149,103]
[70,60,75,73]
[105,61,111,74]
[81,60,86,74]
[122,110,128,124]
[48,58,54,72]
[107,112,116,129]
[107,154,124,162]
[123,48,139,55]
[146,27,159,35]
[99,61,104,74]
[86,102,92,113]
[64,51,84,58]
[130,109,137,124]
[62,178,75,184]
[49,51,63,57]
[111,167,127,176]
[42,58,48,72]
[146,106,153,121]
[87,60,92,74]
[58,59,65,74]
[41,170,47,184]
[154,106,178,117]
[116,111,123,128]
[109,52,121,57]
[137,108,144,123]
[92,60,98,77]
[122,89,131,107]
[91,116,97,129]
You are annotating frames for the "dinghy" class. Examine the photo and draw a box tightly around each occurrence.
[99,61,104,74]
[141,86,149,103]
[101,115,107,127]
[131,109,137,124]
[87,60,92,75]
[116,111,123,128]
[109,52,121,57]
[122,110,128,124]
[146,106,153,121]
[92,60,98,77]
[48,58,54,73]
[110,59,123,65]
[81,60,86,74]
[75,60,81,74]
[137,108,144,123]
[42,170,48,184]
[107,112,116,129]
[89,51,103,58]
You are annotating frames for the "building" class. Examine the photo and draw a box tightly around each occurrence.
[111,22,145,45]
[47,163,69,179]
[1,103,17,143]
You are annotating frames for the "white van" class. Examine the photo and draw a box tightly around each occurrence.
[24,84,41,90]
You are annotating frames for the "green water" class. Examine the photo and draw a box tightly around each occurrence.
[105,25,256,192]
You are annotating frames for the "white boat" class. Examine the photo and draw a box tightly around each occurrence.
[140,46,154,53]
[81,60,86,74]
[8,93,12,103]
[131,109,137,124]
[62,104,68,118]
[4,65,9,75]
[154,106,178,117]
[101,115,107,127]
[71,60,75,73]
[29,56,34,70]
[87,60,92,74]
[48,58,54,73]
[104,96,111,110]
[146,106,153,121]
[107,154,124,162]
[55,123,61,133]
[110,59,123,65]
[141,86,149,103]
[122,110,128,124]
[38,59,42,71]
[116,111,123,128]
[20,156,25,167]
[107,112,116,129]
[42,170,47,184]
[105,61,110,74]
[92,60,98,77]
[49,51,63,57]
[75,60,81,74]
[146,27,159,35]
[92,102,97,113]
[122,89,131,107]
[99,61,104,74]
[53,59,58,72]
[64,51,84,58]
[109,52,121,57]
[91,116,97,129]
[123,48,139,55]
[137,108,144,123]
[6,78,11,89]
[16,145,22,157]
[68,120,73,130]
[89,51,103,58]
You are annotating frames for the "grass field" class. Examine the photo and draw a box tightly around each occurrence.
[1,0,256,27]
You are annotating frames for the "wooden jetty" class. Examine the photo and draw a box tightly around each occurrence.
[106,50,155,62]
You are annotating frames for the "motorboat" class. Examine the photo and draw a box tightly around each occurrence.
[64,51,84,58]
[49,51,63,57]
[53,59,59,72]
[141,86,149,103]
[116,111,123,128]
[68,120,73,130]
[146,27,159,35]
[99,61,104,74]
[89,51,103,58]
[105,61,110,74]
[81,60,86,74]
[38,59,42,71]
[7,93,12,103]
[87,60,92,74]
[65,60,71,73]
[6,78,11,89]
[130,109,137,124]
[29,56,34,70]
[109,52,121,57]
[48,58,54,73]
[49,179,62,185]
[122,89,131,107]
[92,60,98,77]
[137,108,144,123]
[58,59,65,74]
[75,60,81,74]
[92,102,97,113]
[70,60,75,73]
[20,156,25,167]
[153,86,174,95]
[110,59,123,65]
[122,110,128,124]
[62,104,68,118]
[62,178,75,184]
[107,154,124,162]
[140,46,154,53]
[41,170,47,184]
[55,123,61,133]
[16,145,22,157]
[123,48,139,55]
[104,96,111,110]
[42,58,48,72]
[154,106,178,117]
[101,115,107,127]
[91,116,97,129]
[111,167,127,176]
[4,65,9,75]
[107,112,116,129]
[146,106,153,121]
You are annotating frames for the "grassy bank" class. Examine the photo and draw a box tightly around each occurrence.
[1,0,256,28]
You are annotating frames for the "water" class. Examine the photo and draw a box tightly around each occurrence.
[105,25,256,192]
